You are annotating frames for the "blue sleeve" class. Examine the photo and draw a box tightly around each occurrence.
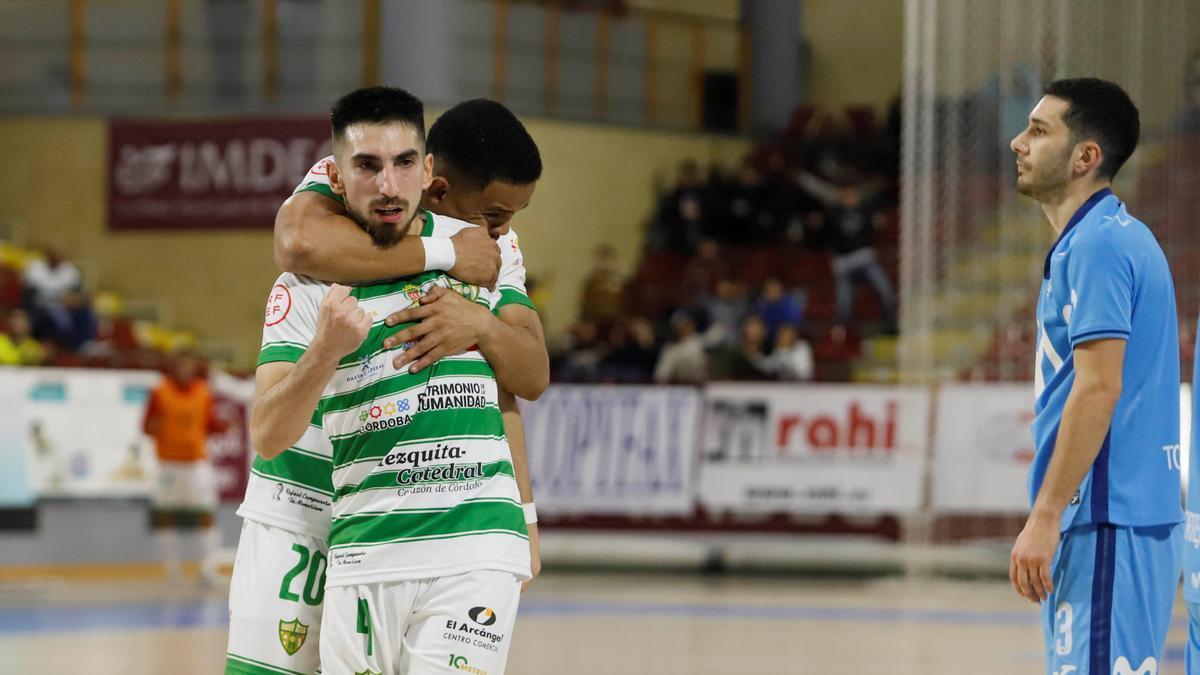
[1065,234,1132,347]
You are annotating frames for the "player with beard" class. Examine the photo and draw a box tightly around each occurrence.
[1007,78,1182,675]
[226,88,545,675]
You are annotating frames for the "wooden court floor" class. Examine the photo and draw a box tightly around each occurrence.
[0,570,1189,674]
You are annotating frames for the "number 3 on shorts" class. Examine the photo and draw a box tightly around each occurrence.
[356,598,374,657]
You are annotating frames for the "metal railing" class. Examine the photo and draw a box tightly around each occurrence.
[0,0,747,131]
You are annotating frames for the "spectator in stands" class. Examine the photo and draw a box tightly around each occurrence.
[578,243,624,328]
[701,279,749,349]
[682,239,731,304]
[800,173,898,334]
[708,314,773,381]
[653,310,706,384]
[725,158,777,243]
[0,309,45,366]
[143,351,225,583]
[753,277,804,339]
[554,320,606,383]
[23,246,82,338]
[764,323,814,381]
[599,318,659,383]
[653,159,706,252]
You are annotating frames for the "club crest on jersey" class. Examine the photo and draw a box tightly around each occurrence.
[278,618,309,655]
[445,278,482,303]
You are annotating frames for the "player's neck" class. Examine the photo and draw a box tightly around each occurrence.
[1041,178,1111,235]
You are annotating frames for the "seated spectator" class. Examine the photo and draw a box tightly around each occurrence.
[653,311,706,384]
[0,308,45,366]
[707,315,773,381]
[599,318,659,383]
[753,277,804,339]
[701,279,749,349]
[578,244,624,329]
[764,323,813,381]
[681,239,731,303]
[726,158,776,243]
[554,320,606,383]
[23,246,98,348]
[652,159,706,252]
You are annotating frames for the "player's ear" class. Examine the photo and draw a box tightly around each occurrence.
[421,152,434,191]
[1075,140,1103,178]
[328,158,347,196]
[427,176,450,205]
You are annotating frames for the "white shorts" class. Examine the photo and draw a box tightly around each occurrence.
[321,570,523,675]
[226,519,328,674]
[154,460,217,513]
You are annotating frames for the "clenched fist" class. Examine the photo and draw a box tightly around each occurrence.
[311,284,372,359]
[449,227,501,291]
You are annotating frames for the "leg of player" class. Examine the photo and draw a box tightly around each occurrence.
[1188,602,1200,675]
[320,583,413,675]
[399,570,523,675]
[225,520,328,674]
[1043,523,1179,674]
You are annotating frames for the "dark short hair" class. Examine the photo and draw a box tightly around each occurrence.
[1043,78,1139,180]
[427,99,542,188]
[330,87,425,144]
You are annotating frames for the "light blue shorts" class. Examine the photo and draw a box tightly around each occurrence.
[1041,522,1181,675]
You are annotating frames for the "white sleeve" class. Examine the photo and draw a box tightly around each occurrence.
[258,273,324,366]
[292,155,336,196]
[492,228,535,312]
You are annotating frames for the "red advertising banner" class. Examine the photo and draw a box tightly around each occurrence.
[108,117,332,230]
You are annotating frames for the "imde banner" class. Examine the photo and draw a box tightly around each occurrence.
[108,117,331,230]
[931,384,1034,512]
[0,368,252,502]
[698,384,930,514]
[520,386,700,516]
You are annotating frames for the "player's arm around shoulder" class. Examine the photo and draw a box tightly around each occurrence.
[250,282,372,459]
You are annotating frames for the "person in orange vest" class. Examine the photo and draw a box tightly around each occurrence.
[143,350,227,583]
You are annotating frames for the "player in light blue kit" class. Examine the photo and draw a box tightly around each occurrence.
[1008,78,1183,675]
[1188,326,1200,673]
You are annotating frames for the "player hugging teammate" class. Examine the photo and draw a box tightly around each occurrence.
[226,87,548,675]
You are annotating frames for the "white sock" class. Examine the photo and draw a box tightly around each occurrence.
[156,529,180,578]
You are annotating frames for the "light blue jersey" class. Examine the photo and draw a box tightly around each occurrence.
[1186,316,1200,603]
[1030,188,1182,531]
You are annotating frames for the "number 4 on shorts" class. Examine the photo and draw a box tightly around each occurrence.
[356,598,374,657]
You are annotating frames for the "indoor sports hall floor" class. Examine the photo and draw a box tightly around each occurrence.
[0,569,1190,674]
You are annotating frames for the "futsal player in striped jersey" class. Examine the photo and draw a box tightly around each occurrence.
[225,89,546,675]
[1008,78,1182,675]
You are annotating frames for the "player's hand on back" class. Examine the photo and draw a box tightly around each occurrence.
[311,284,372,359]
[448,227,501,291]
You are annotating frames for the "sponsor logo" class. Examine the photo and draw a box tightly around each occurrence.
[397,462,485,486]
[449,655,487,674]
[273,483,285,501]
[1113,656,1157,675]
[379,443,465,469]
[346,359,386,386]
[469,607,497,626]
[278,618,309,656]
[445,610,506,654]
[1191,571,1200,590]
[775,401,898,458]
[115,144,175,195]
[417,382,489,413]
[358,397,414,434]
[265,284,292,326]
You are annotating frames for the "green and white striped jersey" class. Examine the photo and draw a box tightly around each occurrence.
[253,215,531,586]
[237,156,535,543]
